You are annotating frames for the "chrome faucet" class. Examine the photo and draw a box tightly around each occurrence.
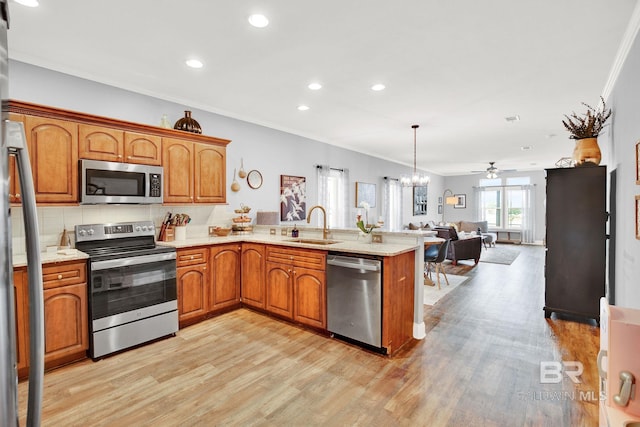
[307,205,328,240]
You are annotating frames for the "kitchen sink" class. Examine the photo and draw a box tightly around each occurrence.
[285,238,341,245]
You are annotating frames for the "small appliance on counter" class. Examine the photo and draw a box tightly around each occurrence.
[599,297,640,426]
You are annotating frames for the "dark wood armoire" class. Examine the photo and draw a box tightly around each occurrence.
[544,166,607,322]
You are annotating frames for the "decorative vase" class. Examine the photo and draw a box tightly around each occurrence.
[572,137,601,166]
[359,232,373,244]
[173,110,202,134]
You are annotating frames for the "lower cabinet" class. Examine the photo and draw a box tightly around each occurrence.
[382,250,415,355]
[176,247,209,326]
[14,261,89,379]
[209,244,241,311]
[265,246,326,329]
[241,243,266,309]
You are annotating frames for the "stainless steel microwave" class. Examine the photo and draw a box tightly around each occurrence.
[80,159,163,204]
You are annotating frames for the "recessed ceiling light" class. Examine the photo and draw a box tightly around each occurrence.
[248,14,269,28]
[14,0,39,6]
[185,59,204,69]
[521,145,533,151]
[297,105,310,111]
[371,84,386,91]
[505,115,520,122]
[308,82,322,91]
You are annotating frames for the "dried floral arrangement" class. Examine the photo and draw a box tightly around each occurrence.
[562,96,612,139]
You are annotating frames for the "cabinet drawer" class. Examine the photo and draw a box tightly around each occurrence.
[177,247,209,267]
[42,262,87,289]
[267,246,326,271]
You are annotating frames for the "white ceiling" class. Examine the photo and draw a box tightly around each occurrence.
[7,0,639,175]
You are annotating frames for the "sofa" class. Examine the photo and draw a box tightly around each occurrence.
[433,226,482,265]
[448,220,496,248]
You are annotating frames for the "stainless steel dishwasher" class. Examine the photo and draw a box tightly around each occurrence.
[327,253,383,349]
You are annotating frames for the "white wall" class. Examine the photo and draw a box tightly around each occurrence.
[604,26,640,309]
[9,60,446,248]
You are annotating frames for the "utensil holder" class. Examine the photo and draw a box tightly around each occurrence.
[174,225,187,241]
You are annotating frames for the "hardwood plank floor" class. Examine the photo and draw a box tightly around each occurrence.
[18,244,600,426]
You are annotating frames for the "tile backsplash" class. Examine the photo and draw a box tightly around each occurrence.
[11,204,235,255]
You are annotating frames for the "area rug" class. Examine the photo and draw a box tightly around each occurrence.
[423,274,470,306]
[480,245,520,265]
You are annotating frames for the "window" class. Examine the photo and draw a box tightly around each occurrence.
[478,177,530,230]
[317,166,349,229]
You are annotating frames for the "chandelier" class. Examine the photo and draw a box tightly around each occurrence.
[400,124,430,187]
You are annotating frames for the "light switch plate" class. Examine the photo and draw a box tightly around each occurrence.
[281,228,288,236]
[270,228,276,235]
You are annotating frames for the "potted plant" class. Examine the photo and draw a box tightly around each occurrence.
[562,96,612,166]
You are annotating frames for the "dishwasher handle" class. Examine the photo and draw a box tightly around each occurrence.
[327,256,381,272]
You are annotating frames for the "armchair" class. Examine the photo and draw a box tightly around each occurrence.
[433,226,482,266]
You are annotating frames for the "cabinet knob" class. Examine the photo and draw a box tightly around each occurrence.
[203,266,206,270]
[190,255,194,260]
[15,193,21,199]
[57,274,63,280]
[127,156,132,159]
[118,154,123,158]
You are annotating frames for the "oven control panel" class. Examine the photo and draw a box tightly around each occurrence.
[75,221,156,242]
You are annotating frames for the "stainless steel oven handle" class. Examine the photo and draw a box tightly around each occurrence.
[91,252,176,271]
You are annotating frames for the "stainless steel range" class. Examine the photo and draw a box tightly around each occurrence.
[75,220,177,359]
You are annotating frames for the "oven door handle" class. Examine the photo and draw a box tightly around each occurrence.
[91,252,176,271]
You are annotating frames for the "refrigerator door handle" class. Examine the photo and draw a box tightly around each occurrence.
[7,120,44,426]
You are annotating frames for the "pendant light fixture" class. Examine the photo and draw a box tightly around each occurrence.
[401,124,430,187]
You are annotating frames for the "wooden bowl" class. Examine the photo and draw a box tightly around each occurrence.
[212,227,232,236]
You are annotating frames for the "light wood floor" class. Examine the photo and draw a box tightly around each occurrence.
[18,245,600,426]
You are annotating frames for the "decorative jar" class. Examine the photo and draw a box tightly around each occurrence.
[173,110,202,134]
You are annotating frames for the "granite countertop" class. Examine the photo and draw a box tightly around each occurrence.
[157,233,419,256]
[13,250,90,268]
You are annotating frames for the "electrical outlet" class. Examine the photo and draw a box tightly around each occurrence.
[281,228,288,236]
[270,228,276,235]
[372,235,383,243]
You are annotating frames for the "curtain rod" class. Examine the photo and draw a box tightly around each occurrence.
[383,176,399,181]
[315,165,344,172]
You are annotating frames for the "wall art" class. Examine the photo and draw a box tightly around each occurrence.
[454,194,466,209]
[355,182,376,207]
[280,175,306,221]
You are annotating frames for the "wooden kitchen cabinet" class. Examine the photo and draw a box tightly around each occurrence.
[25,115,78,204]
[163,138,226,204]
[79,124,163,165]
[163,138,194,204]
[241,243,266,309]
[209,244,242,311]
[176,247,209,326]
[41,262,89,369]
[382,250,415,355]
[194,143,226,203]
[13,269,29,378]
[266,246,327,329]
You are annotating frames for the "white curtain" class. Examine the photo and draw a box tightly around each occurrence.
[316,165,350,229]
[521,184,536,244]
[382,177,403,231]
[474,186,484,221]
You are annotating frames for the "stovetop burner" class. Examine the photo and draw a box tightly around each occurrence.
[75,220,174,261]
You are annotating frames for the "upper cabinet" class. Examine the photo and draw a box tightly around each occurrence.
[79,124,162,165]
[9,100,231,205]
[25,115,78,204]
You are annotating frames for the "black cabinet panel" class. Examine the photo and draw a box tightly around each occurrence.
[544,166,606,321]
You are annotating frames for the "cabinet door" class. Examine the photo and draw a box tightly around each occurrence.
[43,283,88,367]
[124,131,162,165]
[8,113,24,204]
[194,143,226,203]
[293,267,326,329]
[13,269,29,376]
[241,243,266,309]
[265,261,294,319]
[25,116,78,203]
[78,124,124,162]
[163,138,194,204]
[209,244,241,311]
[177,264,208,324]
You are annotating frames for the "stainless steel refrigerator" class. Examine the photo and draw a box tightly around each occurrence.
[1,1,45,425]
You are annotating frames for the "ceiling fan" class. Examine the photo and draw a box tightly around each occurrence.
[471,162,516,178]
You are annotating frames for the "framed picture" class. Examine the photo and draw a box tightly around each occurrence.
[636,141,640,185]
[355,182,376,207]
[636,195,640,240]
[413,185,428,215]
[454,194,466,209]
[438,204,443,215]
[280,175,306,221]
